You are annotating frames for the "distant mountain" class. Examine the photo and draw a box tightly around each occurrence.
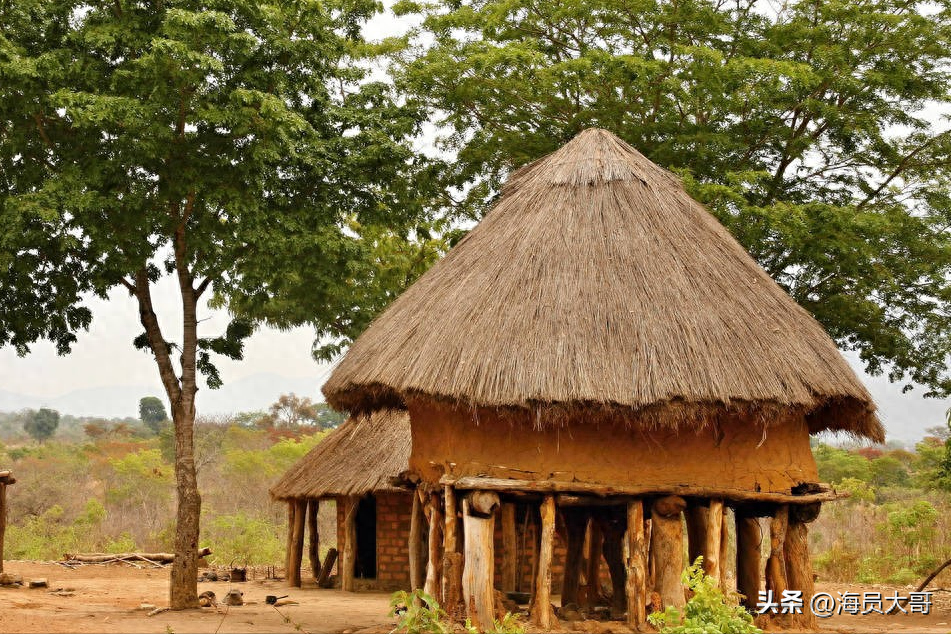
[0,372,324,419]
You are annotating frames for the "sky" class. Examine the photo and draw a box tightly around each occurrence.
[0,6,948,445]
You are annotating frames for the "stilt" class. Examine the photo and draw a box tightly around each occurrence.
[342,496,357,592]
[719,507,731,591]
[307,499,320,580]
[425,493,444,602]
[500,503,517,593]
[685,503,706,565]
[601,516,627,618]
[625,499,647,630]
[561,508,588,607]
[442,485,463,617]
[531,495,556,630]
[650,495,686,610]
[287,499,306,587]
[765,505,789,625]
[285,502,296,585]
[409,490,424,591]
[786,504,820,630]
[703,499,724,582]
[736,513,761,610]
[0,481,7,574]
[581,517,603,608]
[463,491,499,631]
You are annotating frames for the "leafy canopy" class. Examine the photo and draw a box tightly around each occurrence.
[23,407,60,442]
[139,396,168,434]
[393,0,951,395]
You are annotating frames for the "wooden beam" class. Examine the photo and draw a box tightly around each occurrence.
[342,496,357,592]
[425,493,444,603]
[317,547,337,588]
[442,485,463,618]
[500,502,517,593]
[561,508,588,607]
[625,500,647,630]
[531,495,556,630]
[651,496,686,610]
[442,476,842,504]
[287,499,306,588]
[785,506,817,630]
[463,492,498,631]
[307,499,320,580]
[736,515,761,610]
[409,490,424,591]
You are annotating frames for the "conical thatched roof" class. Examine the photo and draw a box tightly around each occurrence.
[270,410,411,500]
[324,128,882,441]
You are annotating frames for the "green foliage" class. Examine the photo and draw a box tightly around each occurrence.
[814,444,873,484]
[394,0,951,396]
[883,500,939,548]
[464,612,525,634]
[836,477,876,503]
[204,512,283,566]
[390,589,449,634]
[23,407,60,442]
[6,499,106,559]
[648,558,761,634]
[139,397,168,435]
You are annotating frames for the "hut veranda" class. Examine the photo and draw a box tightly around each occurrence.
[309,128,881,629]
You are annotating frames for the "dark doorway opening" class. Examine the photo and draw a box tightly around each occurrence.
[354,495,377,579]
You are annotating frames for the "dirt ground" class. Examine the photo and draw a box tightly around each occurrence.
[0,561,948,633]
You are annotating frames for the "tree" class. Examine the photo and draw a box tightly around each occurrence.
[258,393,343,430]
[393,0,951,396]
[139,397,168,435]
[0,0,439,607]
[23,408,60,442]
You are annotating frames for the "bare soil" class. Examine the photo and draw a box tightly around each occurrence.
[0,561,948,633]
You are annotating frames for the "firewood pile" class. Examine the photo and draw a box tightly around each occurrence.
[59,547,212,569]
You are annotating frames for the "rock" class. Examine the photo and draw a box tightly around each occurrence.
[0,572,23,586]
[199,590,217,607]
[223,589,244,606]
[139,603,157,611]
[29,579,49,589]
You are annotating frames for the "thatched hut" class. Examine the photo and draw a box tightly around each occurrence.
[323,128,881,629]
[0,470,14,574]
[271,411,428,591]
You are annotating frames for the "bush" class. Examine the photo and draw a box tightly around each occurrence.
[648,558,761,634]
[204,512,283,566]
[390,589,448,634]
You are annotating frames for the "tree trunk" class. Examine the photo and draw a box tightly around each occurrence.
[169,401,201,609]
[531,495,556,630]
[736,515,762,611]
[409,491,424,591]
[561,509,588,607]
[463,493,498,631]
[650,495,686,610]
[307,499,320,580]
[625,500,647,630]
[500,502,517,593]
[425,493,444,602]
[342,496,357,592]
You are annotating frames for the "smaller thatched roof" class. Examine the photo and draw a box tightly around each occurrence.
[270,410,410,501]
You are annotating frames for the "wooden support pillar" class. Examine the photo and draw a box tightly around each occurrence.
[531,495,556,630]
[625,499,648,630]
[409,490,424,591]
[561,509,588,607]
[425,493,444,602]
[601,517,627,618]
[785,504,820,630]
[736,514,761,610]
[719,507,731,591]
[685,504,706,565]
[703,499,724,582]
[342,496,357,592]
[463,491,499,631]
[287,499,306,587]
[285,501,296,583]
[650,495,686,610]
[442,485,463,618]
[307,499,320,580]
[765,505,789,625]
[581,517,603,608]
[500,503,517,593]
[0,481,6,574]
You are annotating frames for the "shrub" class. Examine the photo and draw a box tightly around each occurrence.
[390,589,448,634]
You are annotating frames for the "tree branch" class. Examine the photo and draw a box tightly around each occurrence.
[134,268,182,404]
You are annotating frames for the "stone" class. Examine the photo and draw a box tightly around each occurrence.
[28,579,49,589]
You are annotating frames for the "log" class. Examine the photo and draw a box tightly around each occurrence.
[531,495,556,630]
[307,499,320,580]
[342,496,357,592]
[0,482,6,574]
[685,504,706,565]
[442,485,463,616]
[703,499,724,582]
[719,507,731,591]
[581,517,603,609]
[651,495,686,610]
[288,499,306,587]
[285,502,296,583]
[469,490,500,516]
[443,476,842,504]
[317,547,337,588]
[64,548,211,564]
[561,509,588,607]
[600,517,627,618]
[463,495,497,631]
[425,493,444,602]
[736,515,761,610]
[765,506,789,624]
[625,499,647,630]
[784,513,816,630]
[409,490,424,591]
[500,503,517,593]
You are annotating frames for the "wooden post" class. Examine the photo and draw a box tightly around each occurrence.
[0,481,6,574]
[500,502,517,593]
[463,491,499,631]
[425,493,444,602]
[703,499,724,582]
[719,507,731,591]
[409,490,424,591]
[736,514,761,610]
[287,499,306,587]
[561,509,588,607]
[342,496,357,592]
[307,499,320,580]
[285,501,296,584]
[650,495,686,610]
[685,504,706,565]
[442,485,463,618]
[625,500,648,630]
[531,495,556,630]
[765,505,789,625]
[581,517,603,608]
[601,518,627,618]
[317,547,338,588]
[786,504,819,630]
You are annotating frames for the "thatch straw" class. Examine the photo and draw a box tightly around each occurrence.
[270,410,411,500]
[323,128,882,441]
